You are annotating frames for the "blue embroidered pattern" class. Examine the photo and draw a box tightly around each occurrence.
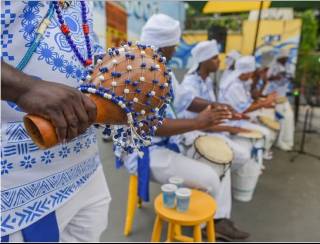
[1,2,102,236]
[73,142,83,154]
[16,1,102,81]
[20,155,37,169]
[58,146,71,159]
[40,151,55,165]
[0,1,16,61]
[5,123,32,143]
[18,1,44,47]
[1,157,100,235]
[1,160,14,175]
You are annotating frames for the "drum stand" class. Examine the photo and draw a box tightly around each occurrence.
[290,106,320,162]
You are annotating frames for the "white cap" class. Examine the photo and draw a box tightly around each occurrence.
[161,184,178,193]
[259,51,274,69]
[277,49,289,59]
[235,56,256,74]
[227,50,241,60]
[225,50,241,68]
[169,176,184,186]
[175,188,192,198]
[188,40,220,74]
[140,14,181,48]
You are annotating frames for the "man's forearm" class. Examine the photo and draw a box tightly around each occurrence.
[155,118,201,137]
[187,97,211,113]
[244,101,265,113]
[1,61,34,102]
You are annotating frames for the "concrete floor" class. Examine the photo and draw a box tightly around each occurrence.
[98,127,320,242]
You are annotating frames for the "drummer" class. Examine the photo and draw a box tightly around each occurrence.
[219,56,278,160]
[245,53,294,152]
[262,50,295,151]
[118,14,250,241]
[181,40,259,173]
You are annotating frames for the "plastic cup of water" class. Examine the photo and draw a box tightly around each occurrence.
[161,184,178,209]
[176,188,192,212]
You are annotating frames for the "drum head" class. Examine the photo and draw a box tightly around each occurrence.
[194,136,233,165]
[237,130,263,139]
[258,116,280,131]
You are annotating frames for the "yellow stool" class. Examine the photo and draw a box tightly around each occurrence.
[151,189,217,242]
[124,175,142,236]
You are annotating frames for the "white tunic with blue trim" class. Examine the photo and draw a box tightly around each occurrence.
[1,1,103,236]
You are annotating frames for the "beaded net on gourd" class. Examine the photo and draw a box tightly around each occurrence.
[79,42,173,156]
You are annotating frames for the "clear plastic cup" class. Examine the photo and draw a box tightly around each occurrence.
[161,184,178,209]
[176,188,192,212]
[168,176,184,188]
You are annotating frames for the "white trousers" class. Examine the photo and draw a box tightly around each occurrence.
[150,147,231,219]
[7,166,111,242]
[275,101,295,150]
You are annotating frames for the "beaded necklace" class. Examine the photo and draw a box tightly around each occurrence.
[52,1,93,67]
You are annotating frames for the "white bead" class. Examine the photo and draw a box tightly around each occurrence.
[150,91,156,96]
[155,107,159,112]
[86,75,91,81]
[164,83,169,87]
[155,64,160,69]
[162,57,166,62]
[107,48,112,52]
[112,59,118,65]
[97,59,103,64]
[141,130,145,134]
[133,97,139,103]
[104,94,111,99]
[124,88,130,94]
[139,122,144,127]
[138,151,144,158]
[121,104,126,109]
[118,101,123,106]
[79,80,84,85]
[127,65,132,71]
[99,75,105,81]
[88,88,96,93]
[141,110,146,115]
[144,140,152,146]
[139,76,145,82]
[141,50,146,55]
[153,126,157,131]
[111,81,117,87]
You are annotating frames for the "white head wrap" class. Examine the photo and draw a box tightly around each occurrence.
[235,56,256,74]
[140,14,181,48]
[277,49,289,59]
[187,40,220,74]
[225,50,241,68]
[258,51,274,69]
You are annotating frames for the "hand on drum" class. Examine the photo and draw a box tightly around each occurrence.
[16,79,97,143]
[196,105,232,129]
[260,93,277,108]
[228,127,251,135]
